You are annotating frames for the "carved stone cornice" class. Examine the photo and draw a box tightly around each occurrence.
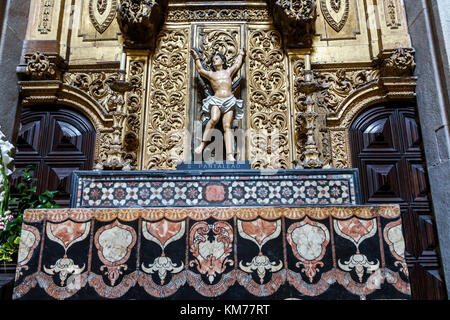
[117,0,168,49]
[20,52,67,81]
[378,48,416,77]
[268,0,317,48]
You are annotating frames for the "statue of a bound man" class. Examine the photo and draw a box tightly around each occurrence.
[191,48,246,161]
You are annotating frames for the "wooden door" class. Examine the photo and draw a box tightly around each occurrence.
[350,102,447,300]
[12,106,96,207]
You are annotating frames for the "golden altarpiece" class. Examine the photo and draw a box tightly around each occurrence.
[10,0,423,300]
[18,0,415,171]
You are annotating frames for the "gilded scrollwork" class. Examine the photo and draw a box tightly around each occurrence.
[26,52,57,80]
[330,130,349,168]
[380,48,415,77]
[123,59,146,168]
[247,29,290,169]
[167,7,270,22]
[63,71,119,114]
[315,68,380,115]
[144,29,189,170]
[199,29,240,65]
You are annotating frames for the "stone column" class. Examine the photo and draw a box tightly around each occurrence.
[0,0,31,142]
[404,0,450,297]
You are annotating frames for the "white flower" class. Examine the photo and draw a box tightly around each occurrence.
[0,127,15,176]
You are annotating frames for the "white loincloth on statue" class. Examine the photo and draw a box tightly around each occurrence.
[201,95,244,122]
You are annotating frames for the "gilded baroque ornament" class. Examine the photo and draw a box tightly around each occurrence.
[24,52,65,80]
[247,28,290,169]
[320,0,349,32]
[63,71,120,113]
[270,0,317,47]
[89,0,118,34]
[145,29,189,169]
[292,57,329,168]
[166,7,270,22]
[315,68,380,115]
[123,59,147,168]
[117,0,168,48]
[379,48,415,77]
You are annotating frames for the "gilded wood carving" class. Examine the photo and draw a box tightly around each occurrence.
[247,28,291,169]
[144,28,189,169]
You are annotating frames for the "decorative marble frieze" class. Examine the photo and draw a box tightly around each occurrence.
[13,205,410,300]
[70,169,361,208]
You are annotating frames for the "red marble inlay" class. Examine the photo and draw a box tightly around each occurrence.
[204,185,226,202]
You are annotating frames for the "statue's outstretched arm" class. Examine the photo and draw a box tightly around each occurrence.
[191,49,211,79]
[229,47,246,76]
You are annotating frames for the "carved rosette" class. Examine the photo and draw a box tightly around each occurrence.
[144,29,189,170]
[247,29,290,169]
[117,0,168,49]
[379,48,415,77]
[270,0,317,48]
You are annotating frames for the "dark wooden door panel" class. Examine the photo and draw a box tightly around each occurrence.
[13,106,96,207]
[361,160,406,203]
[350,102,447,299]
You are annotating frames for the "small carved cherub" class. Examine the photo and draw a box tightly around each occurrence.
[191,48,246,161]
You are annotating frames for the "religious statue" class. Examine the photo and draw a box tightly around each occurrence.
[191,47,246,161]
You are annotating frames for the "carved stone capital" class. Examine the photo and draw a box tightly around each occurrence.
[268,0,317,48]
[117,0,168,49]
[378,48,415,77]
[22,52,66,81]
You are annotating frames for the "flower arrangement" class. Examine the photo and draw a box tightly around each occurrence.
[0,127,59,265]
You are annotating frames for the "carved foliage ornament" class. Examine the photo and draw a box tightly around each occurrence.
[26,52,57,80]
[270,0,317,48]
[320,0,349,32]
[89,0,118,34]
[248,29,290,169]
[275,0,316,22]
[145,29,189,169]
[167,7,270,22]
[380,48,415,77]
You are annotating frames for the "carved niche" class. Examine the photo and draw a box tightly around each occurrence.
[268,0,317,48]
[117,0,168,49]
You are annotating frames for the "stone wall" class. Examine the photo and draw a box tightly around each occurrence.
[404,0,450,297]
[0,0,30,142]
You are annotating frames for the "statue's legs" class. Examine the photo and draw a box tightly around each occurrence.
[222,109,235,161]
[194,105,221,156]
